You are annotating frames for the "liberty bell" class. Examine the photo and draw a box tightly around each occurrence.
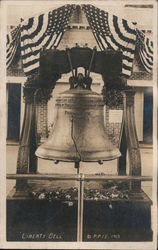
[35,73,121,162]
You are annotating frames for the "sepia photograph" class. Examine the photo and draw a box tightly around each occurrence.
[0,0,157,249]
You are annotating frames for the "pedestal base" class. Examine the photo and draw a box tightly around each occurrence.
[83,198,152,241]
[7,187,152,242]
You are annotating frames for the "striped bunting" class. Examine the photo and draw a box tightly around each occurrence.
[82,4,137,78]
[20,5,75,76]
[136,29,153,73]
[6,25,21,68]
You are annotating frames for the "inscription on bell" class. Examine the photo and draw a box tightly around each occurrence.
[65,111,91,116]
[56,101,103,109]
[56,96,104,109]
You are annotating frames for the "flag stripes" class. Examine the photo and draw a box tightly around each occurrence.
[82,4,137,77]
[136,29,153,72]
[20,5,75,76]
[6,25,21,68]
[6,4,153,77]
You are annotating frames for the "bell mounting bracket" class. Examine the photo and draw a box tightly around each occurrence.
[66,47,96,90]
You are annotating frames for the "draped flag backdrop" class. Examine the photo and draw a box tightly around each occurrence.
[6,4,153,78]
[82,5,137,77]
[136,29,153,73]
[20,4,76,76]
[6,25,21,68]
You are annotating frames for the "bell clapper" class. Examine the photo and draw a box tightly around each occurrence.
[98,160,103,165]
[54,160,59,164]
[75,161,80,174]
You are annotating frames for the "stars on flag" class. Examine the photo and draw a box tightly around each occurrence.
[82,4,137,77]
[6,3,153,76]
[20,4,76,75]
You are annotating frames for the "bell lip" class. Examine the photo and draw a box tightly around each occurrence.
[35,151,121,162]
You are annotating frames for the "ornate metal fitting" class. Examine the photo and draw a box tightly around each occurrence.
[23,85,53,103]
[69,74,92,90]
[23,85,37,103]
[123,88,136,107]
[26,71,59,90]
[23,74,55,103]
[101,76,127,107]
[35,88,53,102]
[102,87,123,107]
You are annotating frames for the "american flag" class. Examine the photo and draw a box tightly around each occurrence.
[136,29,153,73]
[20,5,75,76]
[6,25,21,68]
[82,4,137,78]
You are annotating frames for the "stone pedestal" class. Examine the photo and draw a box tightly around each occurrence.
[7,189,152,242]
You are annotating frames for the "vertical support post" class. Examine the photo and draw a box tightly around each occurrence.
[16,80,53,195]
[16,84,38,193]
[77,174,84,242]
[102,77,125,176]
[35,88,52,143]
[123,88,141,191]
[75,161,80,174]
[37,98,48,143]
[29,89,39,173]
[118,125,127,175]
